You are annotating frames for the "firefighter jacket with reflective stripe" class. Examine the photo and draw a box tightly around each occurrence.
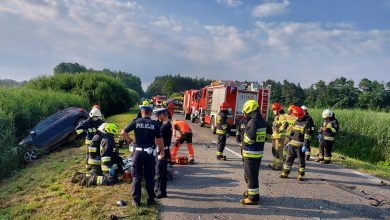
[242,111,272,159]
[87,132,103,166]
[288,118,311,148]
[284,114,297,136]
[272,114,287,139]
[321,118,338,141]
[216,111,228,135]
[236,117,248,144]
[75,118,104,143]
[173,120,192,134]
[100,134,117,173]
[304,114,315,135]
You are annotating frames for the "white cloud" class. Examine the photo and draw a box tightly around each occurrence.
[217,0,242,7]
[153,16,182,32]
[0,0,389,87]
[252,0,290,17]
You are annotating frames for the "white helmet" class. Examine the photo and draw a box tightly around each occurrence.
[322,109,333,119]
[301,105,308,111]
[89,108,102,118]
[98,123,107,133]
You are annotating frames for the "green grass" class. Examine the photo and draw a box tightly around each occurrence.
[0,111,157,220]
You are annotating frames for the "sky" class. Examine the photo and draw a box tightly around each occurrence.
[0,0,390,89]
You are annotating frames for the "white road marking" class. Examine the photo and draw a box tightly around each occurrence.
[211,140,242,158]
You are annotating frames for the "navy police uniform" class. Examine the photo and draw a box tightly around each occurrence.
[155,119,172,198]
[124,117,161,204]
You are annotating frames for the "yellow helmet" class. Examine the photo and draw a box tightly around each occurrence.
[142,100,150,106]
[104,123,119,135]
[242,100,259,114]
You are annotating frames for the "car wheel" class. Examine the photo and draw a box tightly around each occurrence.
[24,149,38,162]
[190,114,196,123]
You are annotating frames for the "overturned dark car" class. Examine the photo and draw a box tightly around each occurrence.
[19,107,89,162]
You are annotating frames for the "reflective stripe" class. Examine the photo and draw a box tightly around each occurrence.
[216,151,223,156]
[330,128,337,133]
[85,139,92,145]
[222,125,228,129]
[101,156,111,162]
[283,164,291,170]
[324,136,335,141]
[88,147,97,153]
[324,156,331,160]
[101,165,110,172]
[289,140,303,147]
[247,188,259,195]
[88,128,97,133]
[243,134,255,145]
[272,133,285,139]
[216,129,226,135]
[298,168,305,172]
[76,129,84,135]
[242,150,263,158]
[304,134,311,140]
[256,130,266,142]
[97,176,103,185]
[88,158,101,165]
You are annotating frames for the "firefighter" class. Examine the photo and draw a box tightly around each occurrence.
[171,120,195,164]
[216,102,230,160]
[270,102,287,170]
[240,100,271,205]
[121,104,164,207]
[71,123,107,184]
[283,105,297,159]
[316,109,339,164]
[153,108,172,199]
[280,107,311,181]
[75,106,104,169]
[167,102,175,118]
[301,106,315,160]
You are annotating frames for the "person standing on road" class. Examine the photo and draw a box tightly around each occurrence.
[316,109,339,164]
[153,108,172,199]
[121,104,165,207]
[283,105,297,160]
[75,106,104,170]
[301,106,315,161]
[216,102,230,160]
[170,120,195,164]
[280,107,311,181]
[270,102,287,170]
[240,100,271,205]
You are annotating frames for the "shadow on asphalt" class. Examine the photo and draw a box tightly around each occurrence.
[161,196,390,219]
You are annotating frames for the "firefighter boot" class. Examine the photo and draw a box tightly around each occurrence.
[189,159,195,164]
[280,172,289,178]
[305,152,311,161]
[87,176,97,187]
[217,155,226,160]
[297,175,304,181]
[240,198,258,205]
[243,191,248,198]
[79,174,89,186]
[315,157,324,163]
[71,172,83,183]
[321,159,331,164]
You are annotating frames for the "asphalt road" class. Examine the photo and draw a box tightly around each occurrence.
[158,114,390,220]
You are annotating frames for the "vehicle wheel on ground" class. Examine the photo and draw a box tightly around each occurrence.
[211,116,216,134]
[24,149,38,163]
[200,120,205,127]
[185,111,191,120]
[190,114,196,123]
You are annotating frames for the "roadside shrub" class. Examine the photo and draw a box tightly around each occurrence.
[26,73,134,116]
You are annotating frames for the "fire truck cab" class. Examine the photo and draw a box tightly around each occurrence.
[197,81,271,134]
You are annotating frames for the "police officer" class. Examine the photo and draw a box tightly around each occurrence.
[75,106,104,170]
[121,104,164,207]
[301,106,315,160]
[216,102,230,160]
[153,108,172,199]
[240,100,271,205]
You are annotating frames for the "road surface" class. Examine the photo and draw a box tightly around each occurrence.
[158,115,390,220]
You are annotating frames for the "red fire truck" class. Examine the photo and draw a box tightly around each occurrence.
[196,81,271,134]
[182,89,201,122]
[152,95,167,106]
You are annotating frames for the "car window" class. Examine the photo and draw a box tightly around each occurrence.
[34,111,65,132]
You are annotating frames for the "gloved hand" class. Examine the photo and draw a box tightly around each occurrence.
[285,144,290,150]
[109,167,116,176]
[302,145,307,153]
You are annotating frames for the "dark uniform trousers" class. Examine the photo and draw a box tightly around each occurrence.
[284,146,305,175]
[318,139,333,161]
[217,134,226,153]
[243,158,261,201]
[132,150,156,203]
